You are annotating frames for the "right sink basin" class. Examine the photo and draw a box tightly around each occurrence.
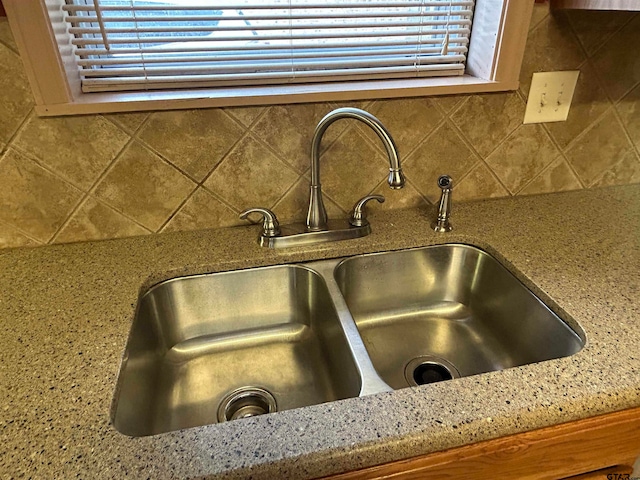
[334,244,585,390]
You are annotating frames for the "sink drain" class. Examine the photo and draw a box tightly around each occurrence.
[217,387,277,423]
[404,356,461,386]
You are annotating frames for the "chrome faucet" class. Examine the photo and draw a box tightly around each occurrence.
[240,107,405,248]
[307,108,405,231]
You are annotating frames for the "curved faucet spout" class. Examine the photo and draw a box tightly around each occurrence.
[306,107,405,232]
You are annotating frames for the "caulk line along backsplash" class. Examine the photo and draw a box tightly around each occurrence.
[0,4,639,249]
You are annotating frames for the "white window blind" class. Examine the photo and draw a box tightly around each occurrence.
[62,0,476,93]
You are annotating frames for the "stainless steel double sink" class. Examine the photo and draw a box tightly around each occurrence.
[112,244,585,437]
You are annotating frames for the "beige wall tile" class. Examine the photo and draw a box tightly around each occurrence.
[592,151,640,188]
[0,149,82,242]
[529,2,550,32]
[317,128,389,211]
[0,43,33,144]
[519,12,586,96]
[365,98,443,156]
[0,19,18,53]
[251,103,348,173]
[566,110,635,186]
[486,124,560,194]
[163,187,242,233]
[451,93,525,158]
[518,158,583,196]
[3,11,640,250]
[455,163,509,202]
[14,115,130,190]
[54,197,149,244]
[591,16,640,102]
[432,94,466,115]
[371,178,430,212]
[224,106,265,127]
[0,221,40,249]
[204,134,299,211]
[565,10,635,57]
[272,177,345,225]
[138,109,245,182]
[95,141,196,231]
[544,62,611,150]
[617,84,640,149]
[405,121,477,203]
[104,112,149,134]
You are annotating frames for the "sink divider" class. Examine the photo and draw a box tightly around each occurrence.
[304,259,393,397]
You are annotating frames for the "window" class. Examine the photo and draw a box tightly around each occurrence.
[64,0,475,93]
[4,0,534,115]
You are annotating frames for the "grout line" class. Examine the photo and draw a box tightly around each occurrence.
[589,149,640,189]
[537,118,588,189]
[568,9,637,60]
[269,175,304,213]
[48,135,144,243]
[0,219,43,246]
[101,112,151,137]
[156,184,199,233]
[243,130,304,178]
[5,107,35,151]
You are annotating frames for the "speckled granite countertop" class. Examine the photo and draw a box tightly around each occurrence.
[1,185,639,479]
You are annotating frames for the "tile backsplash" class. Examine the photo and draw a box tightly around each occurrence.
[1,4,639,249]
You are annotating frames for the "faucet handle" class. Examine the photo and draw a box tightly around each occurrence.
[240,208,281,237]
[349,195,385,227]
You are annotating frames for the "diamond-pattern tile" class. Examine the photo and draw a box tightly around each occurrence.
[138,109,245,182]
[454,163,509,202]
[451,92,525,158]
[566,9,635,57]
[544,62,611,150]
[55,197,149,244]
[591,15,640,102]
[518,12,586,96]
[518,158,583,196]
[0,149,82,242]
[565,110,635,186]
[251,103,349,173]
[317,127,389,211]
[616,83,640,150]
[485,124,560,194]
[0,43,33,144]
[371,178,430,212]
[529,2,550,32]
[0,19,18,53]
[0,221,40,249]
[592,150,640,188]
[94,141,196,231]
[3,12,640,249]
[204,134,299,211]
[224,106,265,127]
[405,121,478,203]
[14,114,130,190]
[272,177,345,225]
[104,112,149,134]
[364,98,444,156]
[163,187,242,233]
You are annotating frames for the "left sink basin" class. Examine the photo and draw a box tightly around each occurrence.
[112,265,362,437]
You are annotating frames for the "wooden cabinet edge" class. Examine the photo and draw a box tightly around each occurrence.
[323,407,640,480]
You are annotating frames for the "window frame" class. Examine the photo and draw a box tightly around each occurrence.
[4,0,534,117]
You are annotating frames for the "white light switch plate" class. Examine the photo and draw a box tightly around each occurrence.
[523,71,580,124]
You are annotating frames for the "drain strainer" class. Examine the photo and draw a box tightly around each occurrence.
[404,355,461,386]
[217,387,277,423]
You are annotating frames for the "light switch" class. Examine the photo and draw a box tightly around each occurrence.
[523,71,580,124]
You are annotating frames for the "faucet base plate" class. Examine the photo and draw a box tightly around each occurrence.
[258,220,371,248]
